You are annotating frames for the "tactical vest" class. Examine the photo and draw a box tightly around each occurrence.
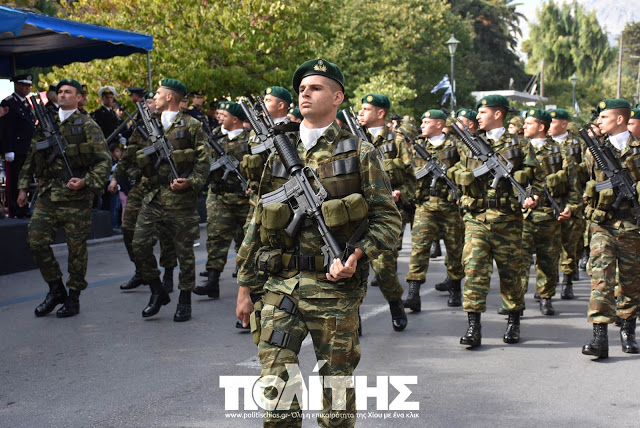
[414,137,459,202]
[374,131,404,186]
[561,137,588,186]
[538,143,569,201]
[210,132,250,194]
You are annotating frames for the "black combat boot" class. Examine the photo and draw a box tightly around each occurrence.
[582,323,608,359]
[533,291,540,301]
[35,279,67,317]
[162,267,174,294]
[120,271,145,290]
[503,311,521,344]
[232,264,239,278]
[199,270,208,277]
[540,298,555,316]
[570,263,580,281]
[434,276,453,292]
[447,280,462,307]
[173,290,192,322]
[389,300,407,332]
[193,269,220,299]
[561,274,574,300]
[370,276,379,287]
[460,312,482,348]
[430,240,442,258]
[142,279,171,318]
[578,247,589,271]
[403,281,421,312]
[56,289,81,318]
[620,318,639,354]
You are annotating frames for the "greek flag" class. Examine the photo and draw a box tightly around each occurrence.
[431,75,456,106]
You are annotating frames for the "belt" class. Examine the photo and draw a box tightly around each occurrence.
[284,254,326,272]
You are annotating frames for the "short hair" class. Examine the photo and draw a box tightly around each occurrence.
[532,117,550,133]
[610,107,631,123]
[489,106,508,119]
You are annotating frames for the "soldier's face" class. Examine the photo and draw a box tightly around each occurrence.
[548,119,568,136]
[221,111,236,129]
[420,118,443,138]
[597,110,625,135]
[298,75,344,125]
[102,93,115,108]
[154,88,168,112]
[523,117,544,139]
[146,98,157,113]
[457,116,476,132]
[15,82,31,97]
[264,95,285,117]
[192,95,204,108]
[358,104,384,127]
[628,120,640,139]
[57,85,81,110]
[477,106,502,131]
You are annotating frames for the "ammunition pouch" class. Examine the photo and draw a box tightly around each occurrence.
[242,154,265,181]
[513,170,529,185]
[258,202,295,249]
[596,188,616,209]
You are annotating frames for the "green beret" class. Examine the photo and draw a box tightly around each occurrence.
[217,101,227,109]
[526,109,552,124]
[159,78,187,96]
[476,94,509,109]
[456,108,478,123]
[288,106,303,120]
[292,58,344,94]
[336,109,346,123]
[362,93,391,110]
[223,101,247,121]
[265,86,293,105]
[420,109,447,121]
[597,99,631,112]
[630,108,640,121]
[57,78,83,93]
[144,90,156,100]
[549,109,570,121]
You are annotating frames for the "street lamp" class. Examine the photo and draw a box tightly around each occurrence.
[570,74,578,116]
[445,34,460,115]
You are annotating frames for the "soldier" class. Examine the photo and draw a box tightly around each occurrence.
[520,109,579,316]
[236,58,401,426]
[111,90,177,293]
[133,78,211,322]
[456,107,479,133]
[357,93,411,331]
[287,106,303,123]
[548,108,588,299]
[78,84,89,115]
[16,78,111,317]
[45,84,59,115]
[405,109,464,310]
[92,86,121,139]
[455,95,544,348]
[1,74,36,219]
[628,107,640,139]
[194,101,251,299]
[507,115,524,138]
[582,99,640,359]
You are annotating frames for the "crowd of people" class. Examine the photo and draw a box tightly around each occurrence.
[1,57,640,426]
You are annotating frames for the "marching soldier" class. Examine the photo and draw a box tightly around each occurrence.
[628,107,640,139]
[405,109,464,310]
[132,78,211,322]
[358,93,411,331]
[17,78,111,317]
[287,106,303,123]
[236,58,401,426]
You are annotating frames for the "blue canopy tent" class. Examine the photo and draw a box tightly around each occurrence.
[0,6,153,88]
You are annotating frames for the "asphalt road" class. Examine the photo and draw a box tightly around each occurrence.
[0,226,638,427]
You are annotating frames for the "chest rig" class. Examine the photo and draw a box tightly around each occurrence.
[538,142,568,199]
[210,132,250,193]
[414,137,459,202]
[374,130,404,187]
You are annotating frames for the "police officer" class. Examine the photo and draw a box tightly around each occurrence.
[1,74,36,219]
[17,78,111,317]
[92,86,122,139]
[236,58,401,426]
[185,90,209,127]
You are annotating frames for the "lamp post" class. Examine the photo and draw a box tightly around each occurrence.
[570,74,578,117]
[445,34,460,116]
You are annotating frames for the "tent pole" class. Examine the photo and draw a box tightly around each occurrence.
[146,51,152,91]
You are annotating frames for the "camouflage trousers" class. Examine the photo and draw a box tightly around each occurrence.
[371,209,409,302]
[559,213,584,275]
[587,222,640,323]
[462,215,525,313]
[205,190,250,271]
[28,191,92,291]
[520,218,561,298]
[257,287,361,427]
[133,195,200,290]
[121,184,177,270]
[405,203,464,284]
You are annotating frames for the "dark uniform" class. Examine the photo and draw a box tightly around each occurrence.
[91,87,122,140]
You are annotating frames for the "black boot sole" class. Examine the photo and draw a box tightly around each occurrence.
[582,347,608,359]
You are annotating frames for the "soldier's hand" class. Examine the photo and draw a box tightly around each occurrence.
[392,189,401,203]
[0,106,8,117]
[326,248,364,282]
[108,178,118,194]
[170,177,189,191]
[17,189,28,207]
[522,194,539,210]
[236,286,254,328]
[67,177,86,190]
[558,206,572,222]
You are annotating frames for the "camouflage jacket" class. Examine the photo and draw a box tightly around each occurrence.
[113,115,152,186]
[412,134,459,209]
[18,110,110,202]
[369,126,415,208]
[237,121,402,299]
[137,111,211,210]
[454,130,545,222]
[209,129,251,205]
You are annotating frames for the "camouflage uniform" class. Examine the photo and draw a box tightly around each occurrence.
[205,130,252,272]
[18,110,110,290]
[369,126,415,302]
[406,135,464,285]
[133,111,210,290]
[455,131,544,313]
[584,134,640,323]
[237,122,401,427]
[520,137,580,299]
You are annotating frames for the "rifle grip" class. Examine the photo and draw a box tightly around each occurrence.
[284,210,304,237]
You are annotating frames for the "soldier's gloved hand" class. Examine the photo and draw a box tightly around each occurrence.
[326,248,364,282]
[236,286,254,328]
[4,152,15,162]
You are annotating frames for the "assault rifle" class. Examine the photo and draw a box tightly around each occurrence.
[398,129,459,201]
[135,101,180,181]
[29,95,75,180]
[343,107,370,142]
[543,185,565,218]
[579,128,640,226]
[244,97,346,266]
[241,97,299,156]
[450,121,532,205]
[202,121,248,192]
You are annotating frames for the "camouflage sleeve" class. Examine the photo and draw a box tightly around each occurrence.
[522,141,545,196]
[186,122,211,191]
[17,140,37,190]
[395,134,416,204]
[562,154,581,212]
[357,141,402,260]
[82,120,111,192]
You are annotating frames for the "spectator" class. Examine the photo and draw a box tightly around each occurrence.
[92,86,121,138]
